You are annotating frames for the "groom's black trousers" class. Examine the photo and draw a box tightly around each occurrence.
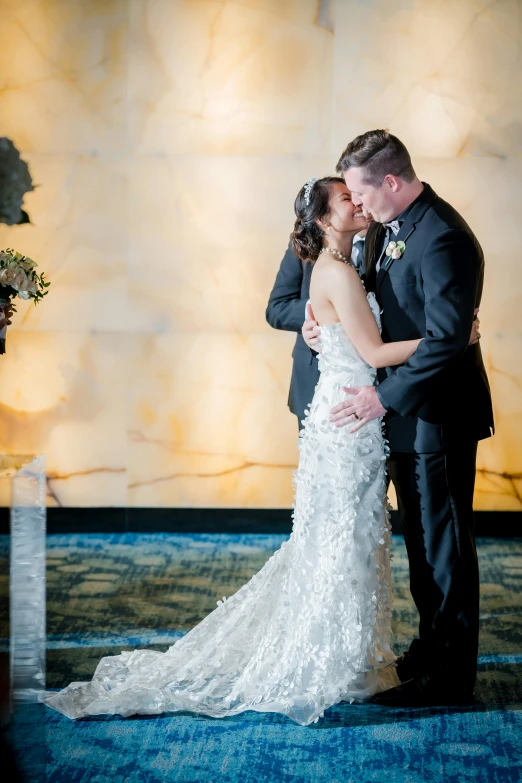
[388,441,479,694]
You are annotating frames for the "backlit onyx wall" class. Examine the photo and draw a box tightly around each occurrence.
[0,0,520,510]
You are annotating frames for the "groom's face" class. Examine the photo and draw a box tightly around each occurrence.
[343,167,395,223]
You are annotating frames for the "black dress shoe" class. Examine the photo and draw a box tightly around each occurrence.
[395,652,423,683]
[394,638,424,683]
[372,676,475,708]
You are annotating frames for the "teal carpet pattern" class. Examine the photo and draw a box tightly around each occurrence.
[2,533,522,782]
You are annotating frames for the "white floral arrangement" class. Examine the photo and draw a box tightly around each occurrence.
[0,248,50,353]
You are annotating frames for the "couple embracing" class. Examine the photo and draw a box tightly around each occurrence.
[44,131,493,726]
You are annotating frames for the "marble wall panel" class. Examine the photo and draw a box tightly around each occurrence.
[0,154,129,333]
[128,331,298,507]
[0,0,521,509]
[127,154,334,334]
[333,0,522,160]
[476,334,522,510]
[0,0,127,154]
[416,157,522,333]
[128,0,334,155]
[0,332,129,506]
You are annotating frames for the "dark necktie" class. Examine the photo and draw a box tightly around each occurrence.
[377,221,402,272]
[352,238,365,272]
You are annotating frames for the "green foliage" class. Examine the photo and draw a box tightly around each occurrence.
[0,247,51,305]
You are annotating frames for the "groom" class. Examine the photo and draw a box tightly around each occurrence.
[304,130,494,706]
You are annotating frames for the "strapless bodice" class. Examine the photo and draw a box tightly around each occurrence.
[317,291,381,381]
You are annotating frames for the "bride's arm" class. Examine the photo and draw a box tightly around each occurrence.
[328,264,421,369]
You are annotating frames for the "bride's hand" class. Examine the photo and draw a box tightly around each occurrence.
[469,308,481,345]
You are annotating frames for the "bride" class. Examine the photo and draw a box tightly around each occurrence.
[43,177,478,726]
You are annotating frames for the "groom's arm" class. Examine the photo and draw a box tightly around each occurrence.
[376,229,481,418]
[266,243,308,332]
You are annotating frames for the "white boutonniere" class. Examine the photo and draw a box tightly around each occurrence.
[385,240,406,260]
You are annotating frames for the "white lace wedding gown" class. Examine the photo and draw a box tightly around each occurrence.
[43,292,398,726]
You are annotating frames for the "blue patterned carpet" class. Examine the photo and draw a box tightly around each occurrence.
[2,533,522,782]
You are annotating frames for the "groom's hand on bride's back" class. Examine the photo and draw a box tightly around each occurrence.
[302,303,321,353]
[469,308,481,345]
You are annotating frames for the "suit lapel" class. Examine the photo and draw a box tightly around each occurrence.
[376,184,438,293]
[376,222,416,292]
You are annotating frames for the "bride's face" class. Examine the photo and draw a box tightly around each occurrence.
[325,182,367,233]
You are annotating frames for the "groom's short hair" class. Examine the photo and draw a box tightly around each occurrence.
[336,130,416,187]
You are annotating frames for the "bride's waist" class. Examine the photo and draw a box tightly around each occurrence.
[318,362,377,385]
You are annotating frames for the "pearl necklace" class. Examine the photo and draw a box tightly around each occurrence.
[319,247,351,265]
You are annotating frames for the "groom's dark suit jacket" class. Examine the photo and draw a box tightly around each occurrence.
[266,244,319,421]
[366,184,494,453]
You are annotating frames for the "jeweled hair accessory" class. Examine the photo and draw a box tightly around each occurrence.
[303,177,318,206]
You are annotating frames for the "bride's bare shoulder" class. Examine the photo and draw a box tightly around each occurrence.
[319,259,362,287]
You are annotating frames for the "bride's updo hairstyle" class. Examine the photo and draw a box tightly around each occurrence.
[291,176,346,263]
